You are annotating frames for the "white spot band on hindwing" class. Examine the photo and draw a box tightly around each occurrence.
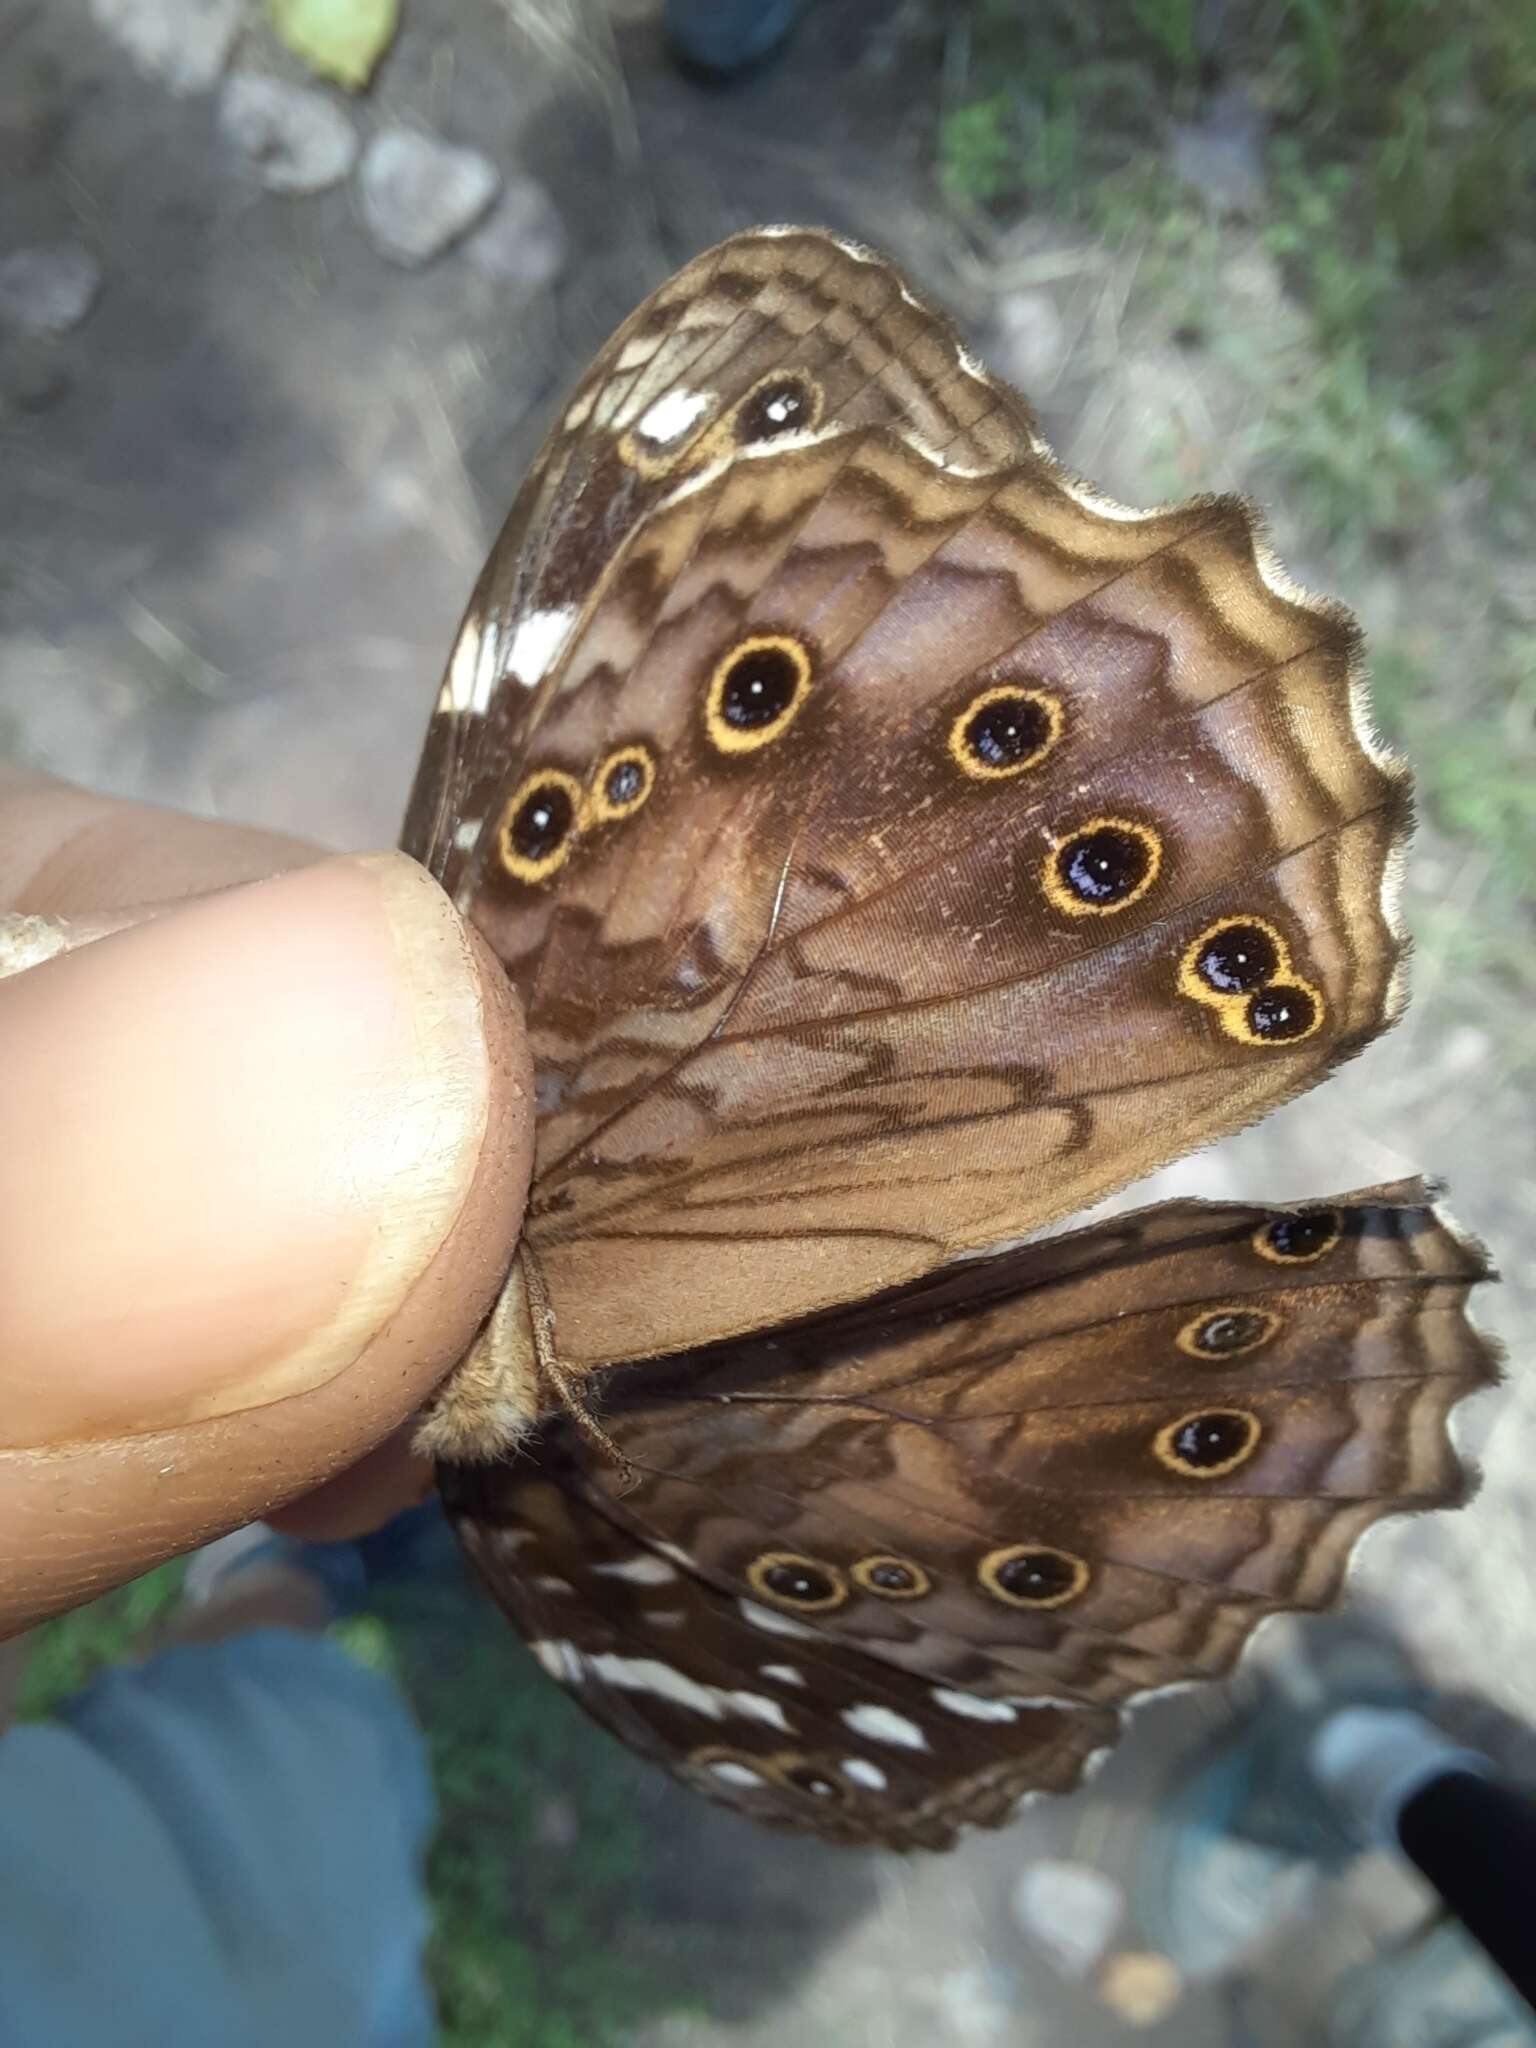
[931,1688,1018,1723]
[592,1555,678,1587]
[841,1758,888,1791]
[585,1653,793,1732]
[841,1704,929,1751]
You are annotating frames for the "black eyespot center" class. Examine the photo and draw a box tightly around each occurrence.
[1045,818,1161,915]
[705,635,813,753]
[966,692,1052,767]
[749,1549,847,1611]
[1156,1407,1261,1478]
[1195,921,1281,994]
[607,758,643,804]
[734,375,817,445]
[1178,1307,1278,1359]
[1246,984,1319,1041]
[1204,1311,1267,1353]
[722,645,800,728]
[511,781,574,861]
[1257,1209,1342,1263]
[980,1543,1089,1609]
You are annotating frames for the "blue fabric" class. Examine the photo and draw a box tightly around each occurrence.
[0,1630,437,2048]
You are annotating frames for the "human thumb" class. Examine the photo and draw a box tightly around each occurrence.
[0,852,532,1634]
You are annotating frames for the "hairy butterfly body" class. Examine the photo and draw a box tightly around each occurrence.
[402,228,1497,1847]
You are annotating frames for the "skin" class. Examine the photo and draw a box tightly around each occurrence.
[0,767,536,1638]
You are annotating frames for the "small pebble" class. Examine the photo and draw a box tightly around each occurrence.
[0,244,101,338]
[219,73,358,194]
[465,174,565,294]
[90,0,244,96]
[357,126,500,267]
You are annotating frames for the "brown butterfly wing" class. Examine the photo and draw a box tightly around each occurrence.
[443,1184,1496,1847]
[404,227,1038,890]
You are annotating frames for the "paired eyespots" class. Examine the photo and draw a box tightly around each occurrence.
[495,744,658,886]
[747,1550,847,1613]
[1152,1407,1263,1479]
[1178,915,1325,1048]
[851,1554,931,1600]
[978,1544,1090,1610]
[1254,1208,1342,1265]
[1042,817,1163,918]
[949,684,1063,780]
[704,634,814,754]
[1175,1306,1280,1361]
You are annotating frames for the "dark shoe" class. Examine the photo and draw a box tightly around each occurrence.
[665,0,805,78]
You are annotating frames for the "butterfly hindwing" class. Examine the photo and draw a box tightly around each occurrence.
[443,1184,1496,1847]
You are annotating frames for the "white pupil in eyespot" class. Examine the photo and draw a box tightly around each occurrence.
[531,805,552,829]
[766,396,794,424]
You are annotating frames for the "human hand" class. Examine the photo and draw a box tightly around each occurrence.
[0,769,533,1636]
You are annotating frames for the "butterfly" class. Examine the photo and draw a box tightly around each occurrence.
[400,226,1498,1849]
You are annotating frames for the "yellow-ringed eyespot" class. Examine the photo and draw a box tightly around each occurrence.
[1042,816,1162,916]
[851,1555,932,1600]
[587,744,655,824]
[704,634,814,754]
[1179,917,1288,1005]
[949,684,1063,780]
[747,1550,847,1613]
[978,1544,1090,1610]
[1234,981,1325,1045]
[497,769,585,884]
[1253,1209,1342,1265]
[1175,1306,1280,1361]
[1153,1408,1262,1479]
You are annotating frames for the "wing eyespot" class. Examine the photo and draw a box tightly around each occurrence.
[587,744,656,824]
[978,1544,1090,1610]
[1253,1209,1343,1264]
[704,634,814,754]
[1153,1407,1262,1479]
[948,684,1063,781]
[851,1554,932,1600]
[1177,915,1326,1046]
[497,770,585,884]
[747,1549,848,1613]
[1175,1306,1280,1360]
[1042,817,1162,917]
[731,372,823,446]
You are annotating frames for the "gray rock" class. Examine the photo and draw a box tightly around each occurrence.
[0,243,102,337]
[1170,87,1267,218]
[357,127,500,268]
[994,288,1068,393]
[465,175,565,294]
[90,0,244,96]
[220,73,357,195]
